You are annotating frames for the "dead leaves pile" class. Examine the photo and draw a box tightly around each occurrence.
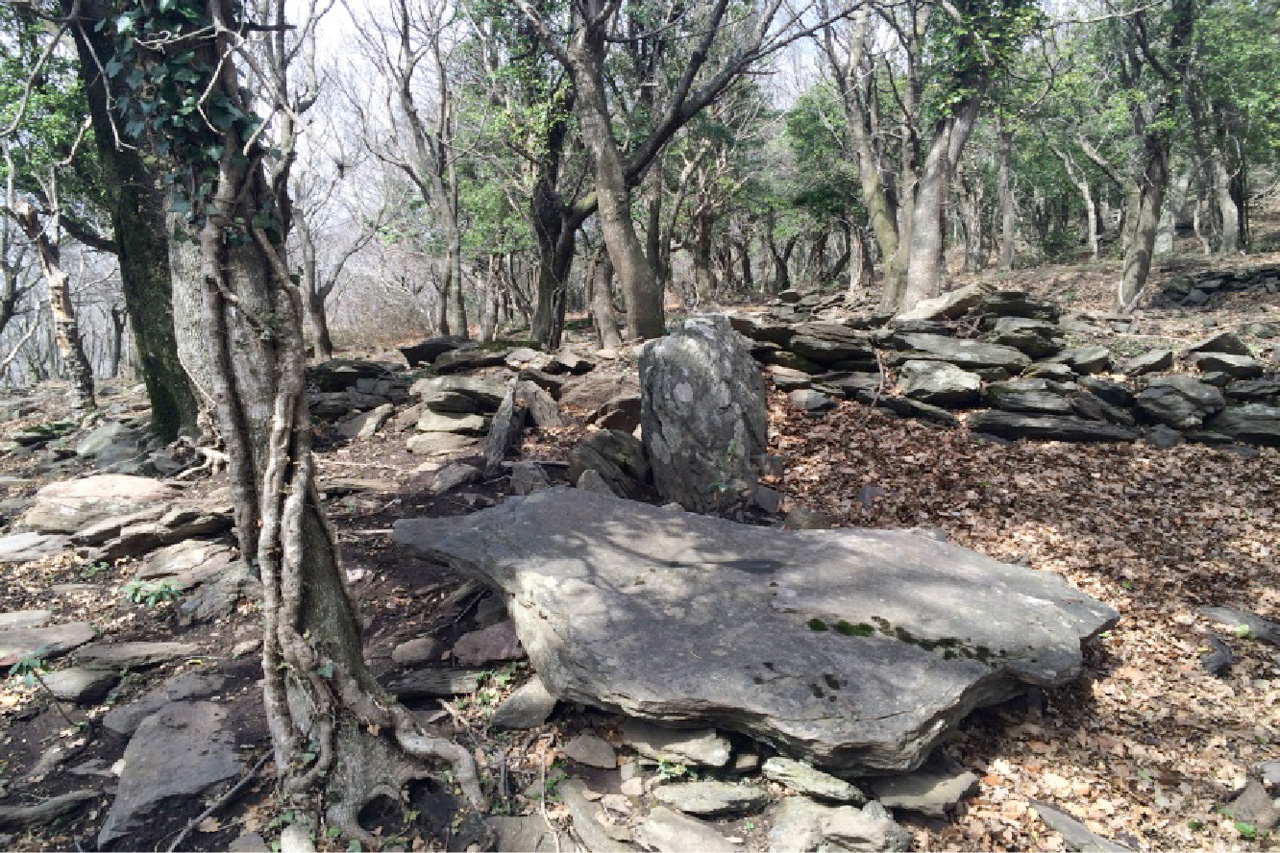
[771,394,1279,851]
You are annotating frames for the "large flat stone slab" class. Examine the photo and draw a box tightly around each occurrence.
[22,475,180,534]
[393,489,1117,774]
[0,622,96,667]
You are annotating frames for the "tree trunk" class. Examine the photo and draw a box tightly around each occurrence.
[568,27,663,340]
[997,127,1016,271]
[1117,139,1169,311]
[691,210,716,306]
[65,0,199,438]
[1212,151,1240,254]
[900,94,983,312]
[587,246,622,350]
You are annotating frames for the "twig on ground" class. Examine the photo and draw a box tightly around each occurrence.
[165,752,271,852]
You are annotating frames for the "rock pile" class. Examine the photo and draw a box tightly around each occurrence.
[729,287,1280,446]
[1159,264,1280,307]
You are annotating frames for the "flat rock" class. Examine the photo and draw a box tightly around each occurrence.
[1208,403,1280,446]
[103,671,229,736]
[621,719,732,768]
[1122,349,1174,376]
[97,701,242,847]
[382,669,483,698]
[76,641,200,669]
[567,429,650,500]
[1034,802,1131,851]
[391,636,447,666]
[406,432,479,457]
[790,389,836,412]
[42,666,121,704]
[968,411,1137,443]
[559,779,634,852]
[1135,376,1226,429]
[0,609,52,630]
[1224,779,1280,833]
[490,675,558,729]
[22,475,179,534]
[410,375,508,408]
[1189,352,1263,379]
[0,621,96,667]
[0,531,71,563]
[137,539,237,590]
[652,780,770,816]
[452,620,523,666]
[893,282,993,324]
[985,318,1064,358]
[864,755,979,816]
[1198,606,1280,646]
[763,757,866,803]
[416,410,489,435]
[887,332,1030,373]
[488,816,580,852]
[897,360,981,407]
[337,403,395,440]
[767,797,910,852]
[1054,345,1111,374]
[564,734,618,769]
[508,461,552,496]
[1188,331,1252,357]
[634,806,736,853]
[396,489,1116,774]
[984,379,1073,415]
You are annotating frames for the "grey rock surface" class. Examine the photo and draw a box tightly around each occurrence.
[640,315,768,512]
[490,675,558,729]
[22,475,179,534]
[621,719,732,768]
[789,389,836,412]
[1188,331,1252,357]
[985,318,1064,358]
[0,609,51,629]
[894,282,992,323]
[567,429,650,500]
[767,797,911,852]
[984,379,1074,415]
[452,620,523,666]
[967,411,1137,443]
[888,332,1030,373]
[865,755,979,816]
[1122,349,1174,376]
[1189,352,1263,379]
[564,734,618,769]
[508,460,552,496]
[652,780,771,816]
[897,360,982,407]
[634,806,736,853]
[337,403,394,440]
[1034,802,1132,851]
[76,640,200,669]
[97,701,242,847]
[42,666,120,704]
[0,532,70,563]
[1135,375,1225,429]
[0,621,95,667]
[1055,345,1111,374]
[103,672,229,735]
[391,636,447,666]
[762,758,866,803]
[393,488,1118,773]
[1208,404,1280,446]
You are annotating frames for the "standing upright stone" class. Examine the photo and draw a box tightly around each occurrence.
[640,315,768,513]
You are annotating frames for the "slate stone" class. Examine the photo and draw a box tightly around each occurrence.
[416,410,489,435]
[1225,379,1280,401]
[865,755,979,816]
[790,389,836,412]
[410,375,508,409]
[622,719,732,768]
[0,609,51,629]
[400,336,466,367]
[1208,404,1280,446]
[41,666,121,704]
[490,675,558,729]
[484,382,526,475]
[1135,375,1226,429]
[1024,362,1078,382]
[815,373,882,398]
[75,421,143,460]
[893,282,993,323]
[382,669,483,698]
[425,462,481,496]
[452,620,523,666]
[641,316,768,512]
[567,429,650,500]
[855,391,962,428]
[1190,352,1264,379]
[508,461,551,496]
[653,780,770,816]
[564,734,618,769]
[766,797,911,853]
[1121,349,1174,376]
[487,816,576,852]
[897,360,981,407]
[1077,377,1134,408]
[337,403,394,440]
[1055,345,1111,374]
[103,671,228,735]
[405,432,479,457]
[973,291,1062,323]
[1070,391,1136,427]
[984,379,1074,415]
[76,641,200,669]
[177,561,259,625]
[22,475,179,534]
[985,318,1064,358]
[762,758,866,803]
[1187,331,1252,357]
[1198,606,1280,646]
[0,532,70,563]
[391,637,447,666]
[967,411,1137,443]
[97,702,242,847]
[887,333,1030,373]
[137,539,238,591]
[432,346,512,374]
[0,622,96,667]
[727,313,797,347]
[1225,779,1280,833]
[307,359,393,392]
[0,790,99,832]
[635,806,735,852]
[1144,425,1185,449]
[394,489,1118,773]
[1034,802,1132,852]
[559,779,633,852]
[788,323,877,368]
[759,348,825,373]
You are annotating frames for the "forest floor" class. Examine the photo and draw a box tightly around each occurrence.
[1,231,1279,852]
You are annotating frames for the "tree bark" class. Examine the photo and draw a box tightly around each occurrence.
[64,0,200,438]
[586,246,623,349]
[1117,139,1168,311]
[997,125,1015,271]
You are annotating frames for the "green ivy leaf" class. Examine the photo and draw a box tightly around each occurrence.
[104,58,124,78]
